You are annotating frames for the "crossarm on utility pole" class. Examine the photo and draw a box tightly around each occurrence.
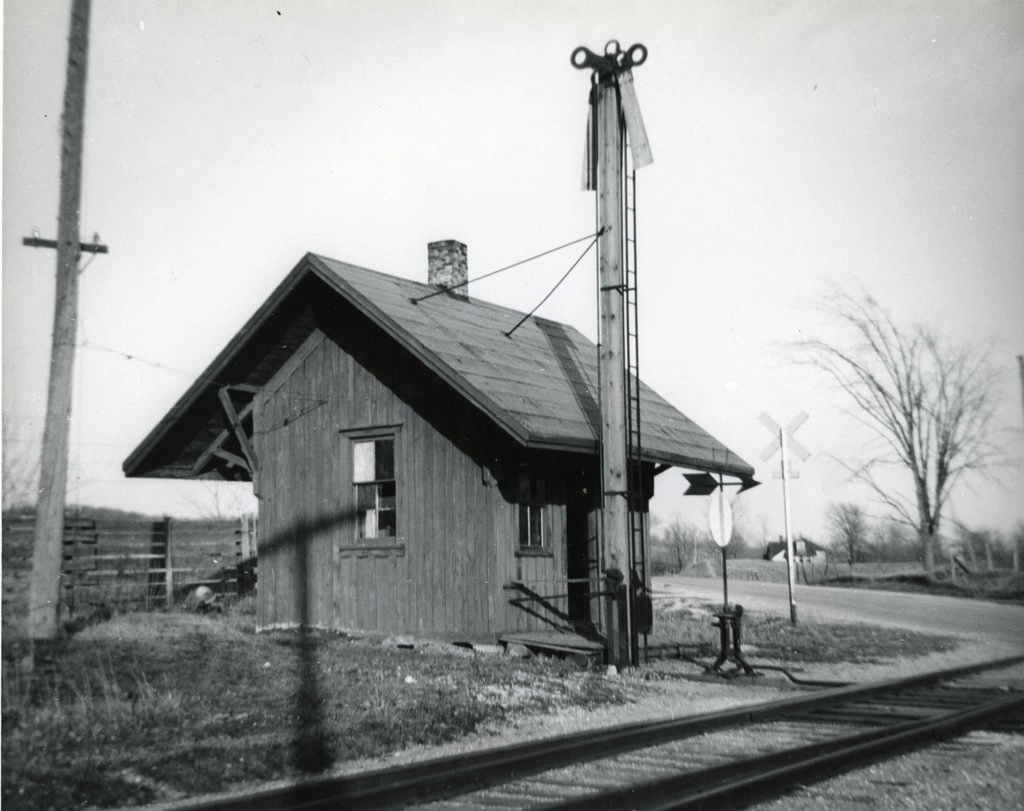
[23,236,107,253]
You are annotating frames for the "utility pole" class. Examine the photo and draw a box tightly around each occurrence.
[26,0,101,642]
[1017,355,1023,574]
[1018,355,1023,430]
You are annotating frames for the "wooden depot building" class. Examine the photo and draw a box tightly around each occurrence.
[124,241,753,646]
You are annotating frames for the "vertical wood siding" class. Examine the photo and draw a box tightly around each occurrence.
[252,296,577,639]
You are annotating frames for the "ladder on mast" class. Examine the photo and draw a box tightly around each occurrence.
[623,155,648,664]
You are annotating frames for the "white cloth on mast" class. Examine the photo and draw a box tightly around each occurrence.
[618,70,653,169]
[580,70,653,192]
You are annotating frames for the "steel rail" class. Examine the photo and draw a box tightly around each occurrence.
[536,689,1024,810]
[161,654,1024,811]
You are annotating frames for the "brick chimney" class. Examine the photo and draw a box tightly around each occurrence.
[427,240,468,299]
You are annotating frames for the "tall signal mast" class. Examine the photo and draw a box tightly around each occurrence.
[572,41,653,667]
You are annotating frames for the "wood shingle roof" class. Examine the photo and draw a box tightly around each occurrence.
[123,253,753,478]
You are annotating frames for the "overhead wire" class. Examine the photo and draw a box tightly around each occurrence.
[410,230,603,304]
[67,227,607,472]
[79,339,326,405]
[4,437,136,448]
[503,235,600,338]
[80,229,609,399]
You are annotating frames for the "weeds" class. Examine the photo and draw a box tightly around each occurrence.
[2,608,636,810]
[5,594,956,810]
[676,559,1024,602]
[650,600,959,664]
[3,654,185,748]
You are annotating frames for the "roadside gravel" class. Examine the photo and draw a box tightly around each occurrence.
[754,730,1024,811]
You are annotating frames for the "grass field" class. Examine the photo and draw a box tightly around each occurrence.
[1,599,638,810]
[676,558,1024,602]
[1,595,961,810]
[648,597,960,664]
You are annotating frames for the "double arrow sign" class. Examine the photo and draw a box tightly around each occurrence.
[683,472,760,496]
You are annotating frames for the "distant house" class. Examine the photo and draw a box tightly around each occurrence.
[124,242,752,641]
[764,539,828,562]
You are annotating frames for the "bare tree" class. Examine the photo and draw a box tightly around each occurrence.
[826,502,867,568]
[952,521,1001,572]
[178,480,255,520]
[725,497,757,559]
[2,417,40,511]
[867,518,920,563]
[755,513,772,548]
[1011,521,1023,573]
[650,516,710,574]
[795,288,998,576]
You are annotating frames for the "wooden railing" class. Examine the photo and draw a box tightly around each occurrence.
[504,577,606,635]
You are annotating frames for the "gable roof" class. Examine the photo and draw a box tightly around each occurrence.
[123,253,754,478]
[764,539,828,560]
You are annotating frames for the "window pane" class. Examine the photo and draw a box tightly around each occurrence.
[353,435,397,541]
[377,509,396,537]
[357,506,376,539]
[356,483,377,511]
[519,504,528,545]
[518,474,530,503]
[374,438,394,480]
[353,441,374,483]
[529,505,543,546]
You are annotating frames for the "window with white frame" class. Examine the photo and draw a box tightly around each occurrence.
[353,436,396,539]
[518,473,545,548]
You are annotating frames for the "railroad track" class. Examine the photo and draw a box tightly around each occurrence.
[172,655,1024,811]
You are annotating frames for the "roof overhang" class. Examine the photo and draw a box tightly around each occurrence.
[124,252,755,480]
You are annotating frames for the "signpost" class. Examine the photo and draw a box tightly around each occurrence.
[683,472,760,612]
[684,472,760,676]
[759,411,810,625]
[708,486,733,610]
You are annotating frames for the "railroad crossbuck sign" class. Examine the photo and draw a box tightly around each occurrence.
[758,410,810,624]
[759,411,810,470]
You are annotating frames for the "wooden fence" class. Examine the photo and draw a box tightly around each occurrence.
[2,513,257,649]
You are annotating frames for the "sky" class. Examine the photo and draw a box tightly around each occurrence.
[3,1,1023,545]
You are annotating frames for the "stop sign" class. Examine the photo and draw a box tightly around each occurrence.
[708,489,733,548]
